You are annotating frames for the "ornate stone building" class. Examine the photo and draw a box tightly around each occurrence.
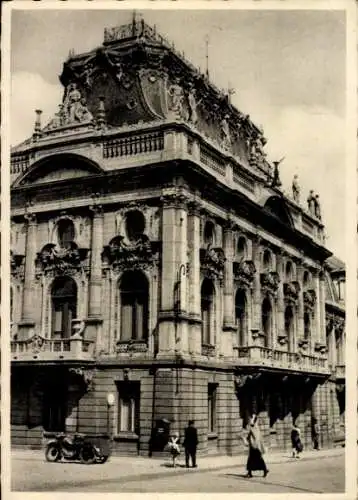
[10,20,345,455]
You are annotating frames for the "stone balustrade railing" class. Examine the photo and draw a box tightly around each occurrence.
[234,345,329,375]
[11,334,94,362]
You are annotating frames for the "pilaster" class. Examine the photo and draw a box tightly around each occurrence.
[19,212,37,339]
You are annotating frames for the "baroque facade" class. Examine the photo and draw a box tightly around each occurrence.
[10,20,345,455]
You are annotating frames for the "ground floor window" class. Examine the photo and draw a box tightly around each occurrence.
[116,381,140,434]
[208,383,218,434]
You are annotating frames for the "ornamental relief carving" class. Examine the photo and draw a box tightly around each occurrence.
[233,259,256,288]
[200,245,226,282]
[10,250,25,281]
[36,243,90,277]
[283,281,301,305]
[260,271,280,296]
[303,289,316,310]
[102,234,160,272]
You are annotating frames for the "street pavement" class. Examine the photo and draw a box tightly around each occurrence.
[11,447,344,493]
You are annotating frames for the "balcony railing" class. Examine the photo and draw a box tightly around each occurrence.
[11,334,94,362]
[234,346,329,375]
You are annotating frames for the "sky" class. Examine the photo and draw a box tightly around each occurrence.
[10,8,347,259]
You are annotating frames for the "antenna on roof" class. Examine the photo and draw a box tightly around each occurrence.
[228,83,235,104]
[132,10,136,35]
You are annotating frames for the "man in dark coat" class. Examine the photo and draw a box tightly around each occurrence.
[184,420,198,468]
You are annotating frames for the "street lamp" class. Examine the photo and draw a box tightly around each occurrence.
[106,392,115,436]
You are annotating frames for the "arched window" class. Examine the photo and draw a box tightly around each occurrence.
[284,305,294,348]
[237,236,247,260]
[304,308,311,340]
[201,279,215,345]
[235,289,247,346]
[125,210,145,242]
[262,249,272,272]
[204,221,215,247]
[57,219,75,249]
[261,297,272,347]
[285,261,293,281]
[120,271,149,341]
[51,276,77,339]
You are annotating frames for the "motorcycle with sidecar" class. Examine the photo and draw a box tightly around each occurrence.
[44,432,111,464]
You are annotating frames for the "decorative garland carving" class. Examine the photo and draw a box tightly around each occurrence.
[260,271,280,296]
[103,234,159,271]
[36,243,89,276]
[200,245,225,281]
[115,340,148,353]
[233,259,256,288]
[69,367,95,392]
[303,289,316,310]
[283,281,300,305]
[11,250,25,280]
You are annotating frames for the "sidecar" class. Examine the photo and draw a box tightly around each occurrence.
[86,433,112,464]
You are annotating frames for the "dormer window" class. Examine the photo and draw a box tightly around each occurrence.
[337,280,345,301]
[285,261,293,281]
[125,210,145,242]
[57,219,75,249]
[303,271,311,289]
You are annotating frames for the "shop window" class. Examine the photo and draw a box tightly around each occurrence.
[235,289,247,346]
[116,382,140,434]
[51,276,77,339]
[201,279,215,345]
[120,271,149,341]
[208,383,218,434]
[125,210,145,242]
[57,219,75,249]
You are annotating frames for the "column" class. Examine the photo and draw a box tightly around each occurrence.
[87,204,104,343]
[19,213,37,340]
[276,251,285,348]
[251,236,262,340]
[187,200,201,355]
[313,270,321,348]
[223,221,236,351]
[158,190,186,356]
[296,262,304,344]
[319,269,326,346]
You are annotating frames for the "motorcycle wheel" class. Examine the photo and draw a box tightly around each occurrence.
[79,444,95,465]
[96,455,109,464]
[45,444,61,462]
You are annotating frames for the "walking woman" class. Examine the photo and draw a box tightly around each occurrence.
[245,414,269,478]
[291,422,303,458]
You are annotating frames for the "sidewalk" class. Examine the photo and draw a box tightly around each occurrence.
[12,447,344,482]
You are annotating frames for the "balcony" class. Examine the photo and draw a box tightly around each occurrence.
[11,334,94,363]
[234,346,329,375]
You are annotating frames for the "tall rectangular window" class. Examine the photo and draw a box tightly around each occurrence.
[208,383,218,433]
[116,382,140,434]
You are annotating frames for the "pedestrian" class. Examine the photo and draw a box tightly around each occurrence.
[291,422,303,458]
[166,431,181,467]
[312,417,320,450]
[245,414,269,478]
[183,420,198,468]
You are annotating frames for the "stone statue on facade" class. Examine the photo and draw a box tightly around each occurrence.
[292,175,300,203]
[63,83,93,124]
[187,84,198,125]
[307,190,315,215]
[220,114,231,150]
[168,78,185,119]
[314,194,322,220]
